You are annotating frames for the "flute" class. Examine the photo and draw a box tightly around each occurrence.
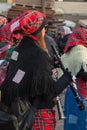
[56,96,65,120]
[51,45,85,110]
[52,65,65,120]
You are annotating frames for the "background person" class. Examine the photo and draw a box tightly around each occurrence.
[58,27,87,130]
[56,26,72,56]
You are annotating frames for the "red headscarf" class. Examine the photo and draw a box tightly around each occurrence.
[0,10,45,45]
[64,27,87,52]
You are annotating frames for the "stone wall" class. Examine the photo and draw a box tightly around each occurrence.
[54,2,87,14]
[53,2,87,28]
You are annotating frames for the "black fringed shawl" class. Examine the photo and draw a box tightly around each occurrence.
[1,37,69,108]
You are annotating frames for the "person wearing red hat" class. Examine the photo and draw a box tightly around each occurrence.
[0,10,73,130]
[60,27,87,130]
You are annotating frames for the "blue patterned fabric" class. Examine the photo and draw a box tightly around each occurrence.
[64,87,87,130]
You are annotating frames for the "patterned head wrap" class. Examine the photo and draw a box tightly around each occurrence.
[64,27,87,52]
[0,10,46,45]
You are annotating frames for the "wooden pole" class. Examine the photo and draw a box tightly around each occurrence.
[41,0,46,16]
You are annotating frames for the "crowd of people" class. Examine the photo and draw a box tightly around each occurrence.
[0,9,86,130]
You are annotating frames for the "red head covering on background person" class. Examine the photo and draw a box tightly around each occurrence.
[0,10,46,45]
[64,27,87,52]
[61,27,87,99]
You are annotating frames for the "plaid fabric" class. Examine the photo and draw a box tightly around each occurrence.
[76,77,87,99]
[0,23,14,45]
[64,28,87,52]
[0,10,44,45]
[32,109,56,130]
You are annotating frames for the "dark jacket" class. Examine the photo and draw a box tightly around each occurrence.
[1,36,72,109]
[56,34,70,56]
[44,34,58,60]
[44,34,59,68]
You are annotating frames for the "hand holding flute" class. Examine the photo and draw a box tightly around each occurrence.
[51,44,85,110]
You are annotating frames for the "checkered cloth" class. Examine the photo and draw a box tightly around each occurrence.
[32,109,56,130]
[0,10,45,45]
[76,77,87,99]
[64,28,87,52]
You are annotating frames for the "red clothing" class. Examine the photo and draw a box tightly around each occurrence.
[76,77,87,99]
[64,28,87,52]
[0,10,45,44]
[32,109,56,130]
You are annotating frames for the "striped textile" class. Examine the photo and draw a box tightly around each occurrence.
[32,109,56,130]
